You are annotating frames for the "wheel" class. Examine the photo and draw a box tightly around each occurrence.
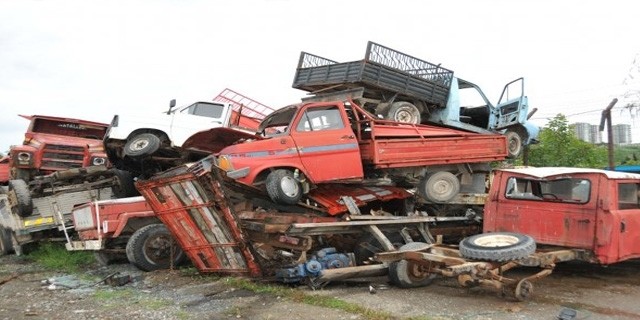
[0,226,14,256]
[108,169,139,198]
[265,169,302,205]
[387,102,421,124]
[388,242,437,288]
[459,232,536,262]
[94,251,127,266]
[8,179,33,217]
[125,224,185,271]
[353,232,405,265]
[123,133,161,158]
[418,171,460,203]
[505,130,523,159]
[10,168,31,181]
[514,279,533,301]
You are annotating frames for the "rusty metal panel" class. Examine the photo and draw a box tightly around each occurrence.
[136,161,261,277]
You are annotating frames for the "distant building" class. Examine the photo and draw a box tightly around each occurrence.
[573,123,602,143]
[612,124,632,145]
[573,122,591,142]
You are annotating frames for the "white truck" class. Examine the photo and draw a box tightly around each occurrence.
[104,96,274,177]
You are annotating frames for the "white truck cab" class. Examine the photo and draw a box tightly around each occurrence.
[104,100,234,174]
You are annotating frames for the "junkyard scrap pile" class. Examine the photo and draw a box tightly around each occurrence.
[2,41,640,308]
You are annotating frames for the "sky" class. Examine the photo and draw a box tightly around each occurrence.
[1,0,639,153]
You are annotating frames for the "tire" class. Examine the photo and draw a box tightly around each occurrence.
[8,179,33,217]
[125,224,185,271]
[265,169,302,205]
[505,130,523,159]
[388,242,437,288]
[94,251,127,266]
[459,232,536,262]
[353,232,405,265]
[11,168,31,182]
[418,171,460,203]
[123,133,161,158]
[387,102,421,124]
[109,169,139,198]
[0,226,14,256]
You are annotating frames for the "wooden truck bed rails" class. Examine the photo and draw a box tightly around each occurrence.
[136,159,262,277]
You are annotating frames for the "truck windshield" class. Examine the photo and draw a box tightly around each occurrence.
[505,176,590,204]
[257,106,297,136]
[32,119,108,139]
[182,102,225,118]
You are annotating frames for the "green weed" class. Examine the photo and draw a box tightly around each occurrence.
[27,242,94,273]
[222,277,395,320]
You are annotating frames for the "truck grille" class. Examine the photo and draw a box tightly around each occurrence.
[41,144,86,170]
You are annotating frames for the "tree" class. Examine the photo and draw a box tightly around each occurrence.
[527,114,607,167]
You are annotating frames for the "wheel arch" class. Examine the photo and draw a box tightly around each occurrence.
[253,165,311,186]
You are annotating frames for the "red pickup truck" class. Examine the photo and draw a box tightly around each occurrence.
[186,99,507,205]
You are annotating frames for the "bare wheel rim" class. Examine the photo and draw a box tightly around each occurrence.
[143,235,173,265]
[129,138,151,152]
[473,234,520,248]
[280,176,300,197]
[407,261,431,281]
[432,179,454,197]
[394,107,419,123]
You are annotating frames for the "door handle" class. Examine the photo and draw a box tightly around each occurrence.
[621,221,626,233]
[341,135,355,139]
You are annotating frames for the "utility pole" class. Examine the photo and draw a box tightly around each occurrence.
[599,98,619,170]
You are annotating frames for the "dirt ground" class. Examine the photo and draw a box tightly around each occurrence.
[1,253,640,320]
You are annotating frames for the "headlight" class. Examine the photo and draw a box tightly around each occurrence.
[217,155,234,171]
[92,157,106,166]
[17,152,31,162]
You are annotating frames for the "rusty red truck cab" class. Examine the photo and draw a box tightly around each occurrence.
[484,167,640,264]
[9,114,109,181]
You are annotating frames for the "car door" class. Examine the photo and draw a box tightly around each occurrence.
[170,102,233,146]
[615,181,640,261]
[290,103,363,183]
[495,78,528,129]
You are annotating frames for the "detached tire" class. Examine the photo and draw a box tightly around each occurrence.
[387,102,421,124]
[505,130,523,159]
[109,169,138,198]
[389,242,437,288]
[265,169,302,205]
[125,224,185,271]
[124,133,161,158]
[418,172,460,203]
[0,226,14,256]
[459,232,536,262]
[8,179,33,217]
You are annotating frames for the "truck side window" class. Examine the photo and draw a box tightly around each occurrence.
[296,106,345,132]
[505,177,590,204]
[617,183,640,210]
[183,102,225,118]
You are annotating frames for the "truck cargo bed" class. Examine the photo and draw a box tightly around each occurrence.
[293,42,453,108]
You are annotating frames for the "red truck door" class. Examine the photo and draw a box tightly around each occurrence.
[289,103,363,183]
[486,172,597,249]
[614,181,640,261]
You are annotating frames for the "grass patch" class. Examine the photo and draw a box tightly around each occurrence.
[27,242,94,273]
[93,288,171,310]
[222,277,395,320]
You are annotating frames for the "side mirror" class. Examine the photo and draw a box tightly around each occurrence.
[167,99,177,114]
